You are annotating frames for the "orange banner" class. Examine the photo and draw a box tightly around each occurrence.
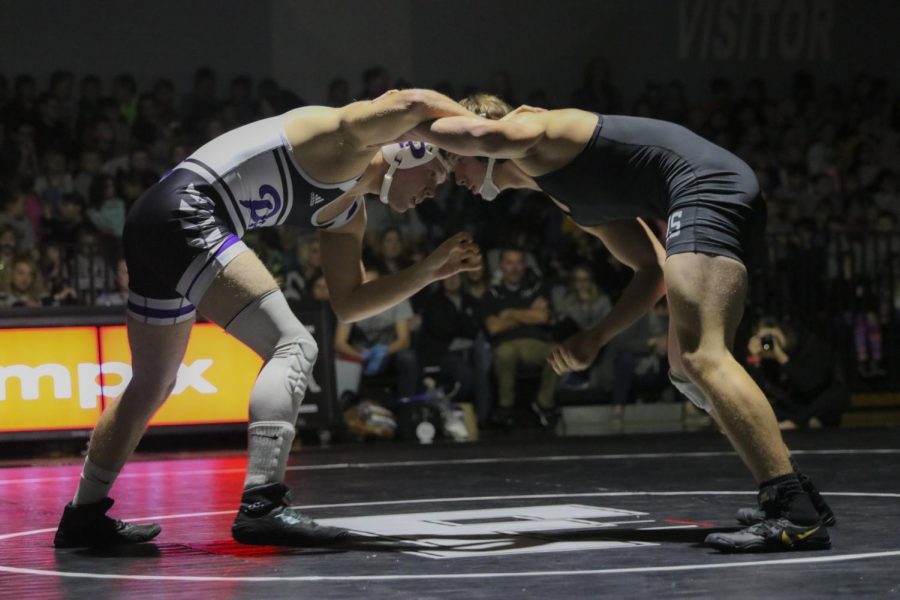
[0,327,102,431]
[0,324,262,432]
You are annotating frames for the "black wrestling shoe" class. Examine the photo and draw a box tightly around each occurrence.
[531,402,560,429]
[54,497,161,548]
[736,475,837,527]
[706,517,831,553]
[231,483,349,547]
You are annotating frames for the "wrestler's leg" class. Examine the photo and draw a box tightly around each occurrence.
[665,252,827,552]
[197,251,346,546]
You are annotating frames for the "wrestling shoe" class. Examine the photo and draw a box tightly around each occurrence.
[706,517,831,553]
[232,483,349,547]
[736,473,836,527]
[54,497,161,548]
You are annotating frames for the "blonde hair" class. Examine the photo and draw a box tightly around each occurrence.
[460,94,512,120]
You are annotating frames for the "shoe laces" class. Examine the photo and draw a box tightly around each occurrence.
[745,517,787,537]
[275,507,316,526]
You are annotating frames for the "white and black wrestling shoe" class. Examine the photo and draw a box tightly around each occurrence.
[231,483,349,547]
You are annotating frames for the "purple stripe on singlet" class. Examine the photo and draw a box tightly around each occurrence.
[214,234,239,257]
[127,302,196,319]
[184,234,241,299]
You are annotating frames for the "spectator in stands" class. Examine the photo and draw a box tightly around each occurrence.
[8,121,39,181]
[87,174,126,239]
[462,253,490,300]
[283,236,321,301]
[75,75,103,142]
[482,247,558,427]
[306,269,330,303]
[746,317,850,429]
[334,265,420,398]
[112,74,139,127]
[0,186,36,251]
[72,225,113,304]
[151,78,178,123]
[37,243,77,305]
[2,256,47,307]
[95,257,128,307]
[73,150,102,198]
[420,272,489,415]
[228,76,256,125]
[601,300,673,425]
[34,149,74,217]
[85,118,117,162]
[48,70,75,124]
[873,169,899,214]
[0,225,19,276]
[376,227,412,274]
[552,265,612,388]
[43,192,88,247]
[35,92,72,155]
[132,93,165,146]
[182,67,218,136]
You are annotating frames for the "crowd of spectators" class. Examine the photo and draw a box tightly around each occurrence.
[1,61,898,426]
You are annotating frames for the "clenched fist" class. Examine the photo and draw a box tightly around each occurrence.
[424,232,482,280]
[547,330,603,375]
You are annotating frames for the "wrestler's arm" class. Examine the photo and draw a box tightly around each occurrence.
[412,113,546,159]
[320,205,480,323]
[577,218,666,345]
[547,218,666,374]
[337,89,475,148]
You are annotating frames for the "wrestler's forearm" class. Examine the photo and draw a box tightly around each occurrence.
[586,266,666,346]
[413,117,538,158]
[336,262,435,323]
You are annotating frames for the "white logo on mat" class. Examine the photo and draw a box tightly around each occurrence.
[318,504,656,559]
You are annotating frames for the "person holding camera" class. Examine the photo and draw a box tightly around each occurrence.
[747,318,850,430]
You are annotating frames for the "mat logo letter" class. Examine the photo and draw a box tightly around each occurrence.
[0,360,216,409]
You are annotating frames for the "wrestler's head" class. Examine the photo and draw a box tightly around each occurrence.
[453,94,513,200]
[378,141,450,212]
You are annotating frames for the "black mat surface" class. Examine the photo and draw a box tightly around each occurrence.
[2,429,899,598]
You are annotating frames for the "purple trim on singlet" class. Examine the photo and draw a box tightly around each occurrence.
[182,234,240,300]
[126,302,196,319]
[214,234,240,257]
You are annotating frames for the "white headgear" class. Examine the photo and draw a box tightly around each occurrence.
[479,158,500,201]
[379,142,449,205]
[473,111,500,201]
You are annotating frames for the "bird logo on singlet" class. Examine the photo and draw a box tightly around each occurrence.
[239,184,282,228]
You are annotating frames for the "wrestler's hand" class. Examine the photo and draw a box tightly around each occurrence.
[547,330,603,375]
[424,232,482,280]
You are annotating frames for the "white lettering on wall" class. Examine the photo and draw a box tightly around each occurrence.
[678,0,834,61]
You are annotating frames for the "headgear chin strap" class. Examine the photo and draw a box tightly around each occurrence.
[479,158,500,201]
[379,142,449,205]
